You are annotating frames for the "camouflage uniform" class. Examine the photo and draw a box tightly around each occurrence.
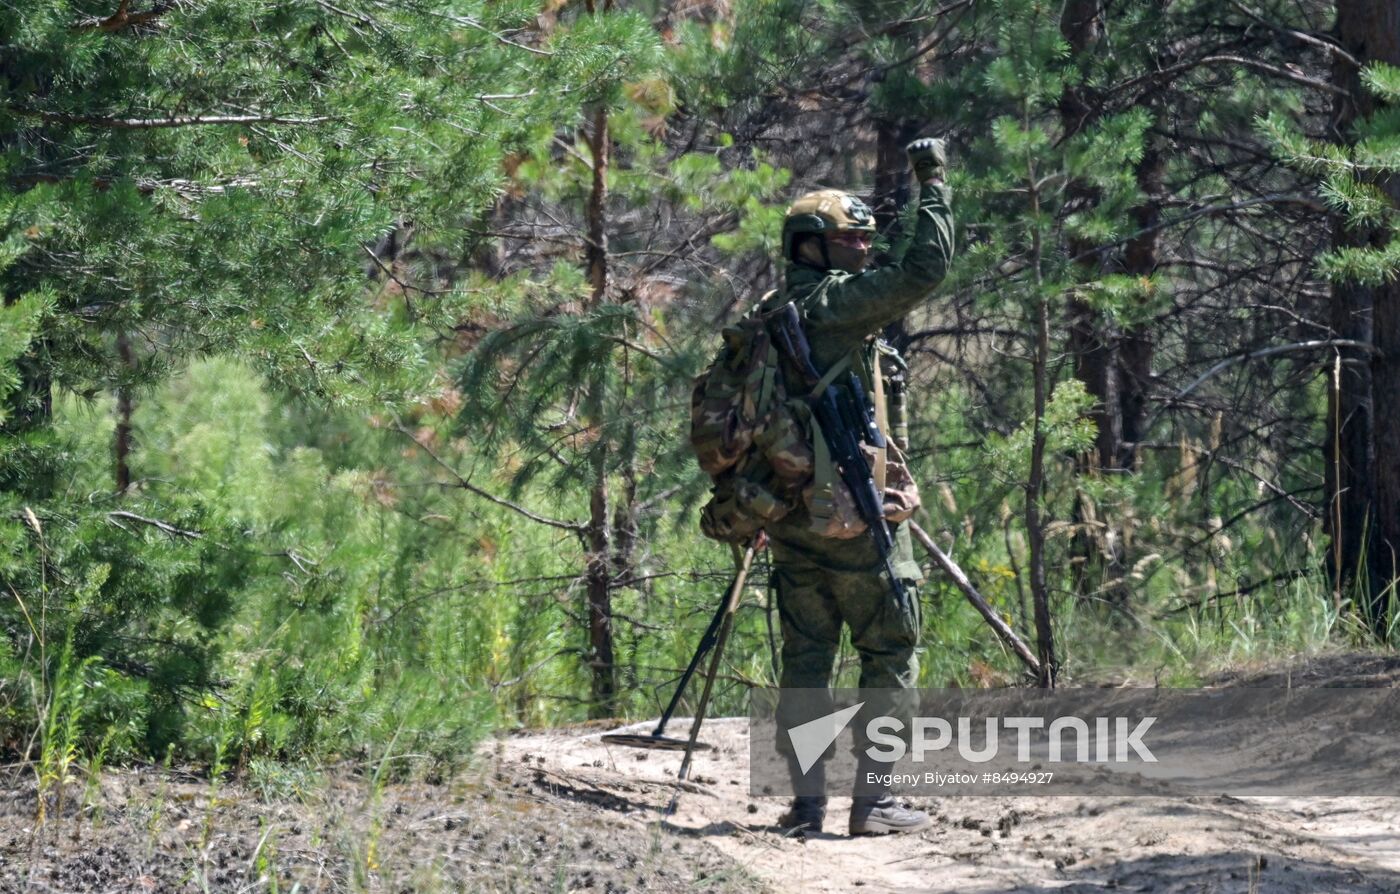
[761,176,955,771]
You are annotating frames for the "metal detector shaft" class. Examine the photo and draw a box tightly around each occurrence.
[677,538,758,782]
[645,579,733,740]
[907,520,1042,678]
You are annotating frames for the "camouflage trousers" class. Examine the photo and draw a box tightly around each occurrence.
[770,530,922,760]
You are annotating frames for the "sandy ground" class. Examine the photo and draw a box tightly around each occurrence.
[503,714,1400,894]
[7,654,1400,892]
[1,755,757,893]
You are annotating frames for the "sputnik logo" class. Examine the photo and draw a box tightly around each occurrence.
[786,702,864,774]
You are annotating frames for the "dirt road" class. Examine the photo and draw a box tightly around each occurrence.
[503,716,1400,893]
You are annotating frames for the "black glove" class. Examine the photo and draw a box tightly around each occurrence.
[906,137,947,184]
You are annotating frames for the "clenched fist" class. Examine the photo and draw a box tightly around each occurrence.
[906,137,947,184]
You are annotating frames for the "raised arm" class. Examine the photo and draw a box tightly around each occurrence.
[800,141,954,354]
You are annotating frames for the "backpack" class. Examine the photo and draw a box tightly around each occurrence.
[689,293,923,544]
[689,293,813,542]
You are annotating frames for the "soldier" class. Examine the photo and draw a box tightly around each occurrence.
[761,138,953,836]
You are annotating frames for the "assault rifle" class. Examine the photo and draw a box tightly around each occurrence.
[767,301,912,615]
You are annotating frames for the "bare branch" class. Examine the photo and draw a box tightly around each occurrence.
[393,424,585,533]
[600,333,669,364]
[1158,568,1314,616]
[910,522,1042,679]
[1172,339,1382,402]
[314,0,386,34]
[424,9,554,57]
[360,243,451,296]
[106,511,202,540]
[1229,2,1363,68]
[1116,54,1348,98]
[10,107,331,129]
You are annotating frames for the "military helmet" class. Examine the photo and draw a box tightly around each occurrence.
[781,189,877,262]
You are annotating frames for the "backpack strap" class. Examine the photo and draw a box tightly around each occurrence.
[770,279,876,532]
[752,290,781,424]
[808,351,852,398]
[756,338,777,422]
[803,350,857,531]
[868,344,888,494]
[807,416,834,529]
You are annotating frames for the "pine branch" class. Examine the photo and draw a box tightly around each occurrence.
[1362,63,1400,102]
[72,0,181,33]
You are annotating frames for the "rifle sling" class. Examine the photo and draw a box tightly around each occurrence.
[770,291,893,530]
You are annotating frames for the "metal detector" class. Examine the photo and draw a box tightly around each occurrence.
[601,537,758,766]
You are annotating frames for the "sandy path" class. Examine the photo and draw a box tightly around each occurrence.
[502,716,1400,894]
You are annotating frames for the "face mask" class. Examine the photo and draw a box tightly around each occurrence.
[826,232,872,273]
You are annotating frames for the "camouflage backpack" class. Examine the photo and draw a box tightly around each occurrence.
[690,293,813,543]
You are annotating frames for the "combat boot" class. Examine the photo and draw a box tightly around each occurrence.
[848,794,933,836]
[849,754,932,836]
[776,754,826,833]
[776,795,827,833]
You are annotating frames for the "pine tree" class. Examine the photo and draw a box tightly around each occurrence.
[0,0,544,751]
[1265,8,1400,634]
[456,4,681,718]
[454,2,800,717]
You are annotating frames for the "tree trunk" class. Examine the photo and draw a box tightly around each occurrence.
[869,30,920,354]
[1027,160,1057,687]
[872,118,915,242]
[582,0,617,715]
[115,333,134,495]
[1328,0,1400,634]
[611,450,637,582]
[1119,133,1163,469]
[1118,1,1174,470]
[1029,289,1057,687]
[584,107,609,306]
[1060,0,1129,607]
[586,441,616,716]
[1067,309,1120,474]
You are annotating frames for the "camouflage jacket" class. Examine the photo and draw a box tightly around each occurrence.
[761,181,955,578]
